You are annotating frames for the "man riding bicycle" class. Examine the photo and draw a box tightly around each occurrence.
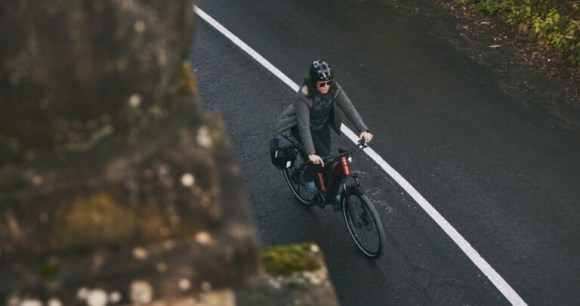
[275,60,373,194]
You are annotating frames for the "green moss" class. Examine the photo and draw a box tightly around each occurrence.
[50,193,164,250]
[40,257,59,278]
[1,180,15,193]
[261,243,322,276]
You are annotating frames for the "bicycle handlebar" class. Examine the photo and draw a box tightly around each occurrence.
[320,139,368,164]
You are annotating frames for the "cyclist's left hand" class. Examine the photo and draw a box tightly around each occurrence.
[360,131,373,144]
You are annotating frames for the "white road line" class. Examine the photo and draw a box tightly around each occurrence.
[194,7,299,93]
[194,6,527,306]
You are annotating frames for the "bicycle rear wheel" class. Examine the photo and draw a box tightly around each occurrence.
[283,152,315,206]
[342,186,386,258]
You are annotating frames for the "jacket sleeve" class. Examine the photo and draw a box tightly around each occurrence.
[335,85,369,133]
[274,104,296,134]
[295,98,316,155]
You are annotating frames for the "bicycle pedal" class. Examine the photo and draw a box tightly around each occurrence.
[316,194,326,209]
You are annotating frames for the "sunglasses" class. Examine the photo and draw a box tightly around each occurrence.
[317,81,332,87]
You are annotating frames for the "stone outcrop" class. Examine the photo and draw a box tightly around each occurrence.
[0,1,339,305]
[236,243,340,306]
[0,0,259,304]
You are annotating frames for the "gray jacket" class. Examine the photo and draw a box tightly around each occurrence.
[275,82,369,155]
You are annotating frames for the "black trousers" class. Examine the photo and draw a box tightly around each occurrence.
[291,125,331,182]
[292,124,331,157]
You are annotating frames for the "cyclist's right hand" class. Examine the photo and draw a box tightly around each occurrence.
[360,131,373,144]
[309,154,324,167]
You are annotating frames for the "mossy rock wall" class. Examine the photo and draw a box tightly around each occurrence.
[0,0,195,161]
[0,1,260,304]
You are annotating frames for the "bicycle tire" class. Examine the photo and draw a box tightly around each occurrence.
[342,185,386,258]
[283,152,315,206]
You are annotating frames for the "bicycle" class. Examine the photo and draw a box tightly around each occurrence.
[282,136,386,259]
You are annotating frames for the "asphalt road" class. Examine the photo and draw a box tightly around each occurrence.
[190,0,580,305]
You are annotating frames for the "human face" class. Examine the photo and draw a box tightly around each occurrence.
[316,80,332,94]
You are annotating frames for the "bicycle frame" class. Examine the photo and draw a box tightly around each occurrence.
[315,156,345,203]
[312,141,366,207]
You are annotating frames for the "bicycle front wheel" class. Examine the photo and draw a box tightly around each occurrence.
[342,186,386,258]
[283,152,315,207]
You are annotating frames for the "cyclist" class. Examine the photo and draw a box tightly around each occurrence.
[275,60,373,194]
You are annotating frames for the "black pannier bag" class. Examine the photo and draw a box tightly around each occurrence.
[270,133,300,170]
